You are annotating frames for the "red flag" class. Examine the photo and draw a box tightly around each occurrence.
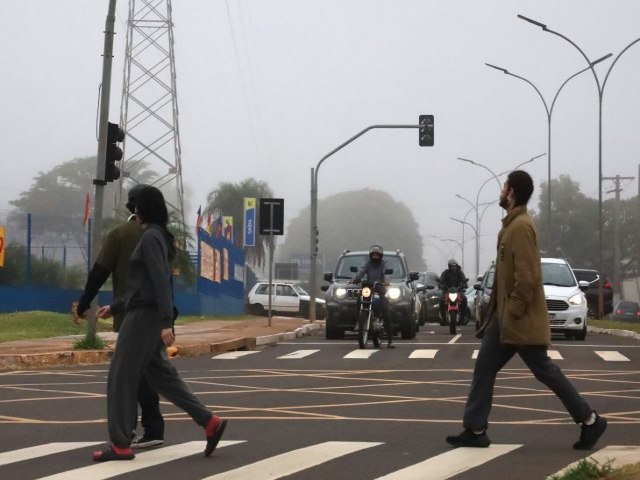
[195,205,203,235]
[206,212,213,234]
[83,193,90,231]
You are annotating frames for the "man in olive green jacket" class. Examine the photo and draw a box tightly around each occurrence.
[446,170,606,450]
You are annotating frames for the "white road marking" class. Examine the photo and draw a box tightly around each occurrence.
[201,441,382,480]
[212,351,260,360]
[277,349,320,359]
[595,351,630,362]
[447,334,462,344]
[472,349,479,359]
[547,350,563,360]
[0,442,101,467]
[409,349,439,359]
[36,440,244,480]
[344,349,379,359]
[376,444,522,480]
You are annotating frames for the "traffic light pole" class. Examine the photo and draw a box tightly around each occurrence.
[309,123,423,323]
[87,0,118,339]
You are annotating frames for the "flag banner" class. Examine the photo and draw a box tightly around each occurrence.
[83,193,90,231]
[244,197,256,247]
[223,216,234,243]
[0,225,5,267]
[206,212,213,234]
[195,205,203,235]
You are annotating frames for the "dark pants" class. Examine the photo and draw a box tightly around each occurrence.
[137,375,164,439]
[462,318,592,432]
[107,307,212,448]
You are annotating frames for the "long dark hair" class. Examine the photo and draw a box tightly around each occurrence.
[135,185,176,261]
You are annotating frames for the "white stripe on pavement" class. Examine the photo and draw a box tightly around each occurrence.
[595,351,630,362]
[472,349,479,359]
[409,349,438,359]
[201,441,382,480]
[213,351,260,360]
[277,350,320,359]
[36,440,244,480]
[344,349,378,359]
[0,442,101,467]
[375,444,522,480]
[447,334,462,344]
[547,350,563,360]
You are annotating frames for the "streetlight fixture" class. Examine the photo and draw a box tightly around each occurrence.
[485,55,612,250]
[518,13,640,317]
[450,217,477,276]
[456,195,493,278]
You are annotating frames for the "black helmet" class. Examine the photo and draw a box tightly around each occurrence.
[125,183,148,214]
[448,258,458,268]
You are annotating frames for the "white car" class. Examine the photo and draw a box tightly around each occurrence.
[247,282,326,319]
[541,258,589,340]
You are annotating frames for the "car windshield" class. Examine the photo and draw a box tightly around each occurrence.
[335,254,406,280]
[617,301,639,312]
[542,262,576,287]
[484,270,495,288]
[293,285,308,295]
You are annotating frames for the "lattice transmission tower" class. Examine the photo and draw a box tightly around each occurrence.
[116,0,185,231]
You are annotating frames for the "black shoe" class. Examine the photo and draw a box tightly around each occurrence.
[387,342,395,349]
[131,435,164,449]
[574,413,607,450]
[446,429,491,448]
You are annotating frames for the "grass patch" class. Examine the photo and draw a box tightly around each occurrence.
[0,311,112,343]
[73,334,109,350]
[550,458,640,480]
[590,318,640,335]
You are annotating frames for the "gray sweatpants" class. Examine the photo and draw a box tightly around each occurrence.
[463,318,592,432]
[106,308,212,447]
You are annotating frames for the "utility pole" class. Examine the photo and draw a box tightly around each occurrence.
[603,174,634,299]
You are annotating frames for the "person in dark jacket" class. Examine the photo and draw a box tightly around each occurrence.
[438,258,468,323]
[92,185,227,462]
[445,170,606,450]
[353,244,394,348]
[73,184,166,448]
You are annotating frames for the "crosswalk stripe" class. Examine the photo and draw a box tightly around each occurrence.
[213,351,260,360]
[277,350,320,359]
[547,350,563,360]
[472,349,479,359]
[409,349,438,359]
[0,442,101,467]
[35,440,244,480]
[344,349,378,359]
[595,351,630,362]
[200,441,382,480]
[375,444,522,480]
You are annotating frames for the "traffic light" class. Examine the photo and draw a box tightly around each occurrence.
[418,114,434,147]
[314,227,319,254]
[105,122,125,182]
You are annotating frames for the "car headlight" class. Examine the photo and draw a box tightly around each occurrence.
[387,287,401,300]
[568,293,584,305]
[334,287,347,300]
[428,294,439,300]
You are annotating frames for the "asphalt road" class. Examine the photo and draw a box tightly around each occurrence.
[1,323,639,479]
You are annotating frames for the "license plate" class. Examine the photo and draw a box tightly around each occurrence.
[548,313,556,321]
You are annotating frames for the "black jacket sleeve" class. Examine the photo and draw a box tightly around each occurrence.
[77,264,111,316]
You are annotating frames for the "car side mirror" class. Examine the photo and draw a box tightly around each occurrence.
[578,280,590,291]
[321,285,329,292]
[323,272,333,282]
[416,285,427,293]
[409,271,419,282]
[474,283,482,290]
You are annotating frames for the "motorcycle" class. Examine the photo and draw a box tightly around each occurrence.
[353,280,385,349]
[444,286,463,335]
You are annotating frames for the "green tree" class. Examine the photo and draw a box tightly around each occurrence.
[277,188,426,288]
[204,178,274,268]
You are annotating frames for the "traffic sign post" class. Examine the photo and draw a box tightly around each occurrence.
[259,198,284,326]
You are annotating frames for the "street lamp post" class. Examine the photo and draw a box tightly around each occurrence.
[456,195,493,278]
[450,217,477,277]
[518,13,640,318]
[485,55,611,250]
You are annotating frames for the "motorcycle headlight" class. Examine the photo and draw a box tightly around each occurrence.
[568,293,583,305]
[334,287,347,300]
[387,287,401,300]
[361,287,372,298]
[448,293,458,302]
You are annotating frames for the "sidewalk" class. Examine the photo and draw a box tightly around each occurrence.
[0,317,324,370]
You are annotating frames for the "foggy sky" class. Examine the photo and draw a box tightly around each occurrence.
[2,0,640,278]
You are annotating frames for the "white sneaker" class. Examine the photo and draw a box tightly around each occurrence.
[131,435,164,449]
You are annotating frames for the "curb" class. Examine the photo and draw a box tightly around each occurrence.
[588,326,640,341]
[0,323,324,371]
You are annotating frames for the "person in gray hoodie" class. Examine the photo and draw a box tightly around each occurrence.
[92,185,227,462]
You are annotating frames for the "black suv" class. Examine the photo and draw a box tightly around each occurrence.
[322,249,420,340]
[571,268,613,318]
[414,271,443,324]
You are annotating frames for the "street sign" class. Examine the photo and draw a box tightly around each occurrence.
[259,198,284,235]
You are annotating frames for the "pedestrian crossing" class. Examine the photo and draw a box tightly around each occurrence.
[213,348,632,362]
[2,440,637,480]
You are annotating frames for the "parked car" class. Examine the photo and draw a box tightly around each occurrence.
[473,264,495,327]
[571,268,614,318]
[611,300,640,323]
[322,249,419,340]
[464,285,476,321]
[542,258,589,340]
[414,271,442,325]
[247,281,326,319]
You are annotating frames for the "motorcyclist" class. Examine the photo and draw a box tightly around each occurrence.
[352,244,394,348]
[439,258,469,324]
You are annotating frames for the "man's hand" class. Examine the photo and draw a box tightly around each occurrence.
[71,301,84,325]
[161,328,175,347]
[95,305,112,319]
